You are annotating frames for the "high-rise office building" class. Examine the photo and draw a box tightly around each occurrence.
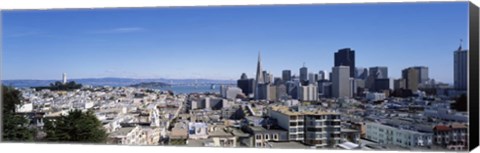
[402,67,420,92]
[300,64,308,83]
[355,67,368,80]
[262,71,273,84]
[308,73,317,85]
[254,51,264,99]
[237,73,255,97]
[454,45,468,90]
[62,73,67,84]
[273,77,283,85]
[318,71,326,81]
[366,66,388,90]
[394,79,406,90]
[240,73,248,80]
[286,80,300,99]
[374,78,394,91]
[298,84,318,101]
[334,48,355,78]
[332,66,351,98]
[257,84,270,101]
[369,67,388,79]
[413,66,429,84]
[276,84,288,100]
[318,80,332,98]
[282,70,292,82]
[268,85,277,101]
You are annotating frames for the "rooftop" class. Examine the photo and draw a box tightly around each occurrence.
[109,127,136,137]
[269,105,339,116]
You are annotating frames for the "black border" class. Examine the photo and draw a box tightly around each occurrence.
[469,1,479,151]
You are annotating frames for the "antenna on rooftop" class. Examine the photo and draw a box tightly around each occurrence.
[458,39,463,51]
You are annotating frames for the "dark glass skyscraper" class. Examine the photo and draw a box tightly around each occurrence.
[334,48,355,78]
[300,65,308,83]
[454,45,468,90]
[282,70,292,82]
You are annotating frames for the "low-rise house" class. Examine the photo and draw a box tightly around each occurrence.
[107,125,147,145]
[188,122,209,139]
[208,125,237,147]
[433,123,468,150]
[169,122,189,145]
[242,126,288,148]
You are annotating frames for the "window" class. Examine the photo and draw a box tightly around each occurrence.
[273,134,278,140]
[290,128,297,133]
[265,134,269,140]
[290,135,297,139]
[256,134,261,140]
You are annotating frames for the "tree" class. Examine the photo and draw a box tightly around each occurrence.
[43,109,107,143]
[2,85,35,141]
[451,94,467,112]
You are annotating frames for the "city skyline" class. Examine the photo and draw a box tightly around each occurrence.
[3,2,469,83]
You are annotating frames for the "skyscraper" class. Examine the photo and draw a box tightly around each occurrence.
[355,67,368,80]
[413,66,429,84]
[298,84,318,101]
[300,64,308,83]
[254,51,264,99]
[237,73,255,97]
[318,71,326,81]
[334,48,355,78]
[454,45,468,90]
[240,73,248,80]
[402,67,419,92]
[366,66,388,90]
[62,73,67,84]
[369,67,388,79]
[308,73,317,85]
[332,66,351,98]
[282,70,292,82]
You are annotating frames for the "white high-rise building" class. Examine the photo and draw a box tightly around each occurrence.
[62,73,67,84]
[332,66,351,98]
[298,84,318,101]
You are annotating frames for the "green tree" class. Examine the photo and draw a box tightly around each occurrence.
[44,109,107,143]
[2,85,35,141]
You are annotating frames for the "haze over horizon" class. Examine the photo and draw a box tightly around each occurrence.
[3,2,469,84]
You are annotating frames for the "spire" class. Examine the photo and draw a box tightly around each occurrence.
[303,62,305,67]
[458,39,463,51]
[254,50,264,99]
[258,51,261,62]
[255,50,264,84]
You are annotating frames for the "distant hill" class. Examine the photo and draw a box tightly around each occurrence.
[2,77,236,88]
[129,82,171,88]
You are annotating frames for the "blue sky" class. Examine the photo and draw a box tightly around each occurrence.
[2,2,469,83]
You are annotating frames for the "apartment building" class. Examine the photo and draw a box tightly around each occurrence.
[107,125,147,145]
[268,105,341,148]
[433,123,468,150]
[365,122,433,149]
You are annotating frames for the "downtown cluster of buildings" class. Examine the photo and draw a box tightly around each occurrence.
[12,45,469,151]
[235,47,467,103]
